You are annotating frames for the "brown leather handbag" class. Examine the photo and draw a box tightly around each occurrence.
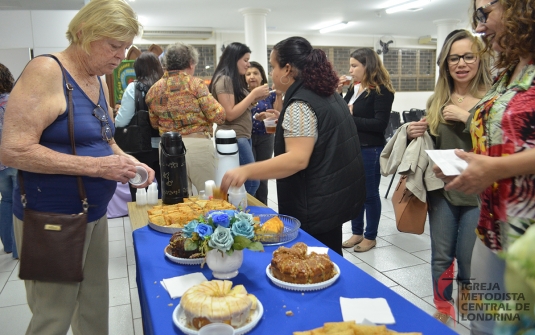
[18,55,88,282]
[391,175,427,234]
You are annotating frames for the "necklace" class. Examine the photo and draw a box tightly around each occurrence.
[455,93,466,103]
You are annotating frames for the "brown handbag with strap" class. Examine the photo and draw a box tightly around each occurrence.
[391,175,428,234]
[18,55,88,282]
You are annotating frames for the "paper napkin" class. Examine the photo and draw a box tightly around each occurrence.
[340,297,395,324]
[425,149,468,176]
[307,246,329,255]
[161,272,207,299]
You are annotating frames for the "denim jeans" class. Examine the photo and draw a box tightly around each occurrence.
[0,167,17,258]
[237,137,259,195]
[351,146,382,240]
[251,133,274,205]
[428,190,479,310]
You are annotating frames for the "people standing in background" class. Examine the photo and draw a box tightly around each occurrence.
[340,48,395,253]
[406,29,492,323]
[434,1,535,333]
[209,43,270,196]
[0,63,17,259]
[245,61,282,205]
[115,51,163,201]
[220,36,365,255]
[0,1,154,334]
[146,42,225,194]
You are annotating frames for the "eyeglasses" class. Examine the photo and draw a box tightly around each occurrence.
[475,0,498,23]
[92,105,113,142]
[447,53,478,65]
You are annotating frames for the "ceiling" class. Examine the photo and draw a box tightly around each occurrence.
[0,0,475,39]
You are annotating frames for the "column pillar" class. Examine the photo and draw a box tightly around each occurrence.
[239,8,271,73]
[433,19,460,82]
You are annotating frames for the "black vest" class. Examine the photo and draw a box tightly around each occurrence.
[274,80,366,235]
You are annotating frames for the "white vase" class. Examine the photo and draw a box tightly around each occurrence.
[205,249,243,279]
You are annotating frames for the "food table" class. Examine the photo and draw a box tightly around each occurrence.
[130,204,456,335]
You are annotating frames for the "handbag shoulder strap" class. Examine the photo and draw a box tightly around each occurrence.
[18,54,88,214]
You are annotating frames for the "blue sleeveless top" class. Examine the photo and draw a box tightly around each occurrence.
[13,60,117,222]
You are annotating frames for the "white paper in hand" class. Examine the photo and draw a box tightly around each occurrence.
[425,149,468,176]
[340,297,395,324]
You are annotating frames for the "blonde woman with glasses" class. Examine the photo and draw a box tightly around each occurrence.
[406,29,492,324]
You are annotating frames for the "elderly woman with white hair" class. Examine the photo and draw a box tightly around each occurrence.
[146,42,226,194]
[1,0,154,333]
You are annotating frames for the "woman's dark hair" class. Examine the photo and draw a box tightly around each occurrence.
[209,42,251,104]
[247,61,268,87]
[0,63,14,94]
[134,52,164,86]
[350,48,395,94]
[165,43,199,71]
[272,36,338,96]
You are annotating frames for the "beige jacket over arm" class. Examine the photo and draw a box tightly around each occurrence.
[380,123,444,202]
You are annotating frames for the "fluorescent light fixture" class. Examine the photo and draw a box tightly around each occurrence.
[386,0,431,14]
[312,21,342,30]
[319,22,348,34]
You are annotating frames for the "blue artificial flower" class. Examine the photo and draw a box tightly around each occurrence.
[234,212,254,225]
[182,220,200,238]
[230,219,255,239]
[210,212,231,228]
[208,226,234,251]
[194,223,213,240]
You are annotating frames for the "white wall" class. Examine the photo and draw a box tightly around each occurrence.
[0,10,437,110]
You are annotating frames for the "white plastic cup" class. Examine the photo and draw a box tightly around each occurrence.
[130,166,148,186]
[147,183,158,205]
[205,180,215,198]
[198,323,234,335]
[263,119,277,134]
[136,188,147,206]
[228,185,247,209]
[344,75,353,85]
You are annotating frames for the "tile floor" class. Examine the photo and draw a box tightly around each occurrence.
[0,176,471,334]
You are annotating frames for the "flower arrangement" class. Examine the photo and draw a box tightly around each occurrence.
[181,210,264,256]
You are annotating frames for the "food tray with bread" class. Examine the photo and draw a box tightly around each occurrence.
[172,280,263,335]
[147,197,236,234]
[254,214,300,246]
[293,321,422,335]
[266,242,340,291]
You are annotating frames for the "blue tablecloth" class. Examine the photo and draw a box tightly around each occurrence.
[133,206,456,335]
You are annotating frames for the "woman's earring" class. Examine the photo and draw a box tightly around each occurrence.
[280,76,290,85]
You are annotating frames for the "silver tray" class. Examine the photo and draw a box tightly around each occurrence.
[148,221,182,234]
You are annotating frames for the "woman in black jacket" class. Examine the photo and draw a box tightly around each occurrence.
[340,48,395,252]
[220,37,365,255]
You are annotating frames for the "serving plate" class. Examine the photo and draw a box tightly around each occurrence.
[173,299,263,335]
[148,221,182,234]
[265,263,340,291]
[164,246,204,265]
[255,214,300,246]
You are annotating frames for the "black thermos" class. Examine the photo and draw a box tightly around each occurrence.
[160,132,188,204]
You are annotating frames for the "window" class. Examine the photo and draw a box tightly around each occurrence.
[267,46,435,92]
[383,48,436,91]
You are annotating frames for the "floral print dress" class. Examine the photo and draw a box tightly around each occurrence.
[470,62,535,252]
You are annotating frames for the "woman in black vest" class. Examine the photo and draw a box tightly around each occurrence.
[339,48,395,252]
[220,36,365,255]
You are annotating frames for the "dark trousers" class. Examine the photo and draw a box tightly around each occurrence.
[310,226,343,256]
[251,133,274,205]
[129,148,161,201]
